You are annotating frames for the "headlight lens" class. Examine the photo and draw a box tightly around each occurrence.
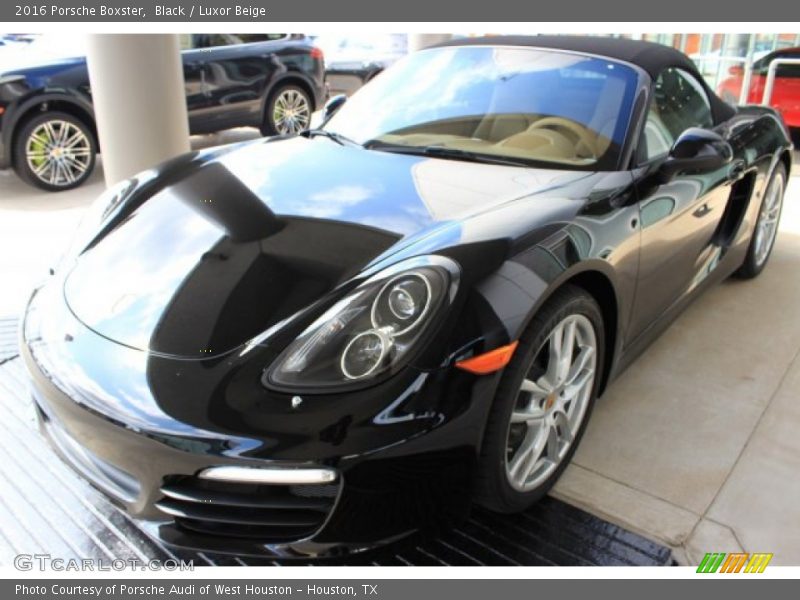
[267,257,458,390]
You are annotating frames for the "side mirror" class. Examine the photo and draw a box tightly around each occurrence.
[322,94,347,123]
[658,128,733,183]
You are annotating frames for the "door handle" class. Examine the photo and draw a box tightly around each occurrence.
[728,160,746,182]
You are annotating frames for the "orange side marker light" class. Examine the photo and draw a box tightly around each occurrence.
[455,341,519,375]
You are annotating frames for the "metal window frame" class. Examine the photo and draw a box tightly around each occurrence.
[762,58,800,106]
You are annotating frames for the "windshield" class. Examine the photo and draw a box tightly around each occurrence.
[325,46,639,169]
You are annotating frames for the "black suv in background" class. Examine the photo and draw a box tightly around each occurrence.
[0,33,326,191]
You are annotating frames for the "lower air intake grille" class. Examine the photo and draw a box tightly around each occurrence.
[156,475,339,543]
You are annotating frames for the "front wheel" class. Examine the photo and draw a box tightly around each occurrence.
[735,162,787,279]
[261,85,312,136]
[13,111,96,191]
[475,285,605,513]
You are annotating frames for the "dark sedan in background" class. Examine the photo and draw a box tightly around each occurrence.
[0,33,326,191]
[22,36,792,558]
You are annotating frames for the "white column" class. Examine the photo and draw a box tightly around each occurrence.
[408,34,453,53]
[86,34,190,187]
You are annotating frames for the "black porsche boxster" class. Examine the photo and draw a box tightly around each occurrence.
[22,36,793,558]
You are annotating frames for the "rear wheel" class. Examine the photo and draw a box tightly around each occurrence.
[475,285,604,513]
[735,162,786,279]
[261,85,312,136]
[13,111,96,191]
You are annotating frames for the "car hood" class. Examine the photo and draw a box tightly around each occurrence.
[63,136,595,358]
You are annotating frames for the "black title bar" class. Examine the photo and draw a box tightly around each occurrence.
[4,0,800,22]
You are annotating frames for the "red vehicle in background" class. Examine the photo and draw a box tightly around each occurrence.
[718,47,800,130]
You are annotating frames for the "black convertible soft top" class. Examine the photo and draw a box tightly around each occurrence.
[436,35,736,124]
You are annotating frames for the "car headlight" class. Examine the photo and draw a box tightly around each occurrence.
[266,256,459,391]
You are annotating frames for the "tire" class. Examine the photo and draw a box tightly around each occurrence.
[13,111,96,192]
[261,84,312,136]
[475,285,605,513]
[734,162,787,279]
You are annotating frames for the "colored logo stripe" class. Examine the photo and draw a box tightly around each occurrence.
[745,553,773,573]
[697,552,773,573]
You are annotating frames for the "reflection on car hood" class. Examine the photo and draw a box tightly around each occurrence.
[64,136,592,358]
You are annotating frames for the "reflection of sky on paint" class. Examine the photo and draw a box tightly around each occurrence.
[35,284,258,447]
[223,138,434,236]
[326,46,636,148]
[65,188,223,351]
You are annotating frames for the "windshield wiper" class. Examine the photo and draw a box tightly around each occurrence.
[363,140,532,168]
[299,129,359,146]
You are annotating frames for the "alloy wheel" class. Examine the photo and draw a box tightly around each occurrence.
[272,88,311,135]
[25,119,92,188]
[753,169,785,267]
[505,313,597,492]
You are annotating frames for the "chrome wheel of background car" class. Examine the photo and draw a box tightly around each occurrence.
[273,88,311,135]
[505,314,597,492]
[25,119,92,188]
[753,169,785,267]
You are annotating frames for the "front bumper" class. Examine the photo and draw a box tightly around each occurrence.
[22,281,492,558]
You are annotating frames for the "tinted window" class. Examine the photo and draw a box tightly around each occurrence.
[774,53,800,78]
[191,34,286,49]
[326,46,639,170]
[754,53,800,78]
[639,67,713,162]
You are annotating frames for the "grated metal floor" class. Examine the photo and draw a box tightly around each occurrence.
[0,317,673,567]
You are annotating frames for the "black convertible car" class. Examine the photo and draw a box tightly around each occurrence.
[0,33,326,191]
[22,36,792,558]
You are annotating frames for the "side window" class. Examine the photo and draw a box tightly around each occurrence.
[638,67,714,163]
[191,34,288,49]
[192,34,237,49]
[773,54,800,78]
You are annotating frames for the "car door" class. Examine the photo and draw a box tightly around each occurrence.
[190,33,285,132]
[628,67,734,341]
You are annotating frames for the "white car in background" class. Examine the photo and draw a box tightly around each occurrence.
[313,34,408,96]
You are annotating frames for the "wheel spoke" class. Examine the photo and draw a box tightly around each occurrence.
[544,322,564,384]
[511,403,547,423]
[43,121,58,144]
[564,345,595,387]
[64,156,88,175]
[32,157,51,175]
[563,368,593,402]
[520,377,550,396]
[558,319,577,383]
[553,410,573,444]
[29,132,50,148]
[508,424,547,484]
[544,423,560,461]
[49,161,61,185]
[64,131,87,149]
